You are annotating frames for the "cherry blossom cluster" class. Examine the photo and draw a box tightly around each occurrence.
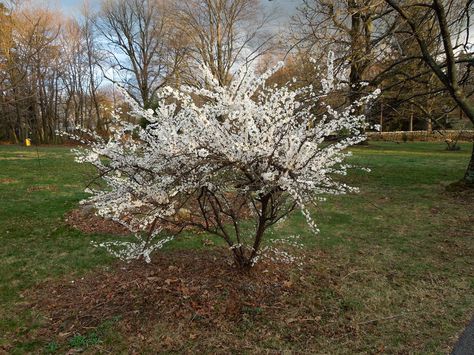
[67,56,379,267]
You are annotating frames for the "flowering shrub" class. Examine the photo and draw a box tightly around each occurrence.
[67,58,379,268]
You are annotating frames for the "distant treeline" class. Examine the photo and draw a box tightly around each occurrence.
[0,0,472,144]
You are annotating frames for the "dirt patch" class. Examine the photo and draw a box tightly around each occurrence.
[0,178,17,184]
[25,249,298,343]
[27,185,59,193]
[0,157,34,160]
[65,208,130,236]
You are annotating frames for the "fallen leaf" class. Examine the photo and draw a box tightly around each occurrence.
[283,280,293,289]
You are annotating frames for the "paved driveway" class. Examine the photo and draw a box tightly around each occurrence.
[452,314,474,355]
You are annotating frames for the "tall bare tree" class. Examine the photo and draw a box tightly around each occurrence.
[81,3,105,133]
[0,2,111,143]
[96,0,183,109]
[174,0,275,87]
[293,0,396,108]
[384,0,474,184]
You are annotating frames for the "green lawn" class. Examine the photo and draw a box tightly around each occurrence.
[0,142,473,353]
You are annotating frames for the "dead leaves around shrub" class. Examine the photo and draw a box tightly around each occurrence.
[65,208,130,236]
[25,249,298,345]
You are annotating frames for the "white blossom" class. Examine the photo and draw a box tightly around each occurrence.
[65,58,378,266]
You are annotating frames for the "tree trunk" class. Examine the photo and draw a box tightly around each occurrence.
[379,102,383,132]
[10,126,19,144]
[464,143,474,185]
[245,194,271,268]
[348,1,363,113]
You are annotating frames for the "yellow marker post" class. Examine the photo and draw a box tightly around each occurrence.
[25,138,31,147]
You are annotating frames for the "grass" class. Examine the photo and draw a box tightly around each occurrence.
[0,142,473,353]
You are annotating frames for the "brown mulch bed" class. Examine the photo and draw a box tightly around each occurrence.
[65,208,130,236]
[25,249,299,342]
[65,193,253,236]
[65,207,210,236]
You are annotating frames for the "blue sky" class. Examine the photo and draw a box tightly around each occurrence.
[35,0,303,22]
[38,0,83,12]
[31,0,473,50]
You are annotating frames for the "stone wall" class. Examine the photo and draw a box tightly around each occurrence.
[367,130,474,142]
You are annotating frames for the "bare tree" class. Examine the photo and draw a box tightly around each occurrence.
[293,0,396,109]
[0,2,111,143]
[82,3,105,133]
[384,0,474,184]
[1,6,63,143]
[96,0,184,109]
[174,0,275,87]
